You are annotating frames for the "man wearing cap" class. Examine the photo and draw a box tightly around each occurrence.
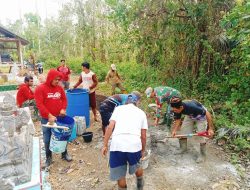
[99,91,141,136]
[145,86,181,126]
[170,97,214,163]
[102,93,147,190]
[105,64,126,95]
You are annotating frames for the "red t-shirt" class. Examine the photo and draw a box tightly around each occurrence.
[16,84,34,107]
[57,66,71,81]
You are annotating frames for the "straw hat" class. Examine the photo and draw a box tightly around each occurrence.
[111,64,116,70]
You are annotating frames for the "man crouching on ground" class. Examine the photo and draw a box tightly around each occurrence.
[102,94,148,190]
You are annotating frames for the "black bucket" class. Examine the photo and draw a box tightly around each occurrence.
[82,132,93,143]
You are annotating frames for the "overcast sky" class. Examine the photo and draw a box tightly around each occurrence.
[0,0,70,25]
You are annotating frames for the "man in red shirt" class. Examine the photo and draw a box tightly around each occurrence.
[16,75,34,107]
[35,69,71,167]
[57,59,71,90]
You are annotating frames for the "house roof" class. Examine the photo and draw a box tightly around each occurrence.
[0,25,29,45]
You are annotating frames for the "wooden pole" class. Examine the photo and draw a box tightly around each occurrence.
[16,40,23,66]
[16,40,21,64]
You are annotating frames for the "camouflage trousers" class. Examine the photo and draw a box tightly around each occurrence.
[165,104,174,127]
[22,100,40,121]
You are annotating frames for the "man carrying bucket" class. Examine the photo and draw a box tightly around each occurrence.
[102,94,148,190]
[35,69,72,168]
[99,91,141,136]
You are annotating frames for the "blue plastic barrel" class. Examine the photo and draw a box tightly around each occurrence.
[66,89,90,127]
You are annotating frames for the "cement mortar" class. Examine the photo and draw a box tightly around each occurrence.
[145,123,240,190]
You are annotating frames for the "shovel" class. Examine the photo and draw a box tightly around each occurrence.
[43,122,69,130]
[166,131,209,138]
[157,131,209,143]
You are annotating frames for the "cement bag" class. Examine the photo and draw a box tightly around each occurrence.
[74,116,86,136]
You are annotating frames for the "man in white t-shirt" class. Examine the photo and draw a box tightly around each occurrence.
[102,94,148,190]
[72,62,98,121]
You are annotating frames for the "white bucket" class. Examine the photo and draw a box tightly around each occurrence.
[141,150,151,170]
[49,134,67,153]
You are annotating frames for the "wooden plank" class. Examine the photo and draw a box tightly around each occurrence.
[0,38,19,43]
[0,47,18,49]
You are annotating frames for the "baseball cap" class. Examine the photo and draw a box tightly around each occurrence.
[126,94,140,104]
[131,91,141,101]
[111,64,116,70]
[145,87,153,98]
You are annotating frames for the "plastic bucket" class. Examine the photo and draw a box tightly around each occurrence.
[68,123,77,142]
[52,116,74,141]
[49,134,67,153]
[66,89,90,128]
[82,132,93,143]
[49,116,74,153]
[141,150,151,169]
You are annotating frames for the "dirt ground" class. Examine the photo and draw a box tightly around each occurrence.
[34,113,249,190]
[32,74,249,190]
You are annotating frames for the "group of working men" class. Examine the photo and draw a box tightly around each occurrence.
[99,86,214,189]
[16,61,99,165]
[16,60,214,190]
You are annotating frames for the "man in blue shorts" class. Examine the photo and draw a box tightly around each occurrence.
[102,94,148,190]
[99,91,141,135]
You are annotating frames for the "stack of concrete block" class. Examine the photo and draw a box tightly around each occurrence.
[0,93,35,189]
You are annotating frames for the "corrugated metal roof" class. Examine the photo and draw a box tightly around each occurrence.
[0,25,29,45]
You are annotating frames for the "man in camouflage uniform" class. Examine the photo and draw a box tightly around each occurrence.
[145,86,181,126]
[105,64,126,95]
